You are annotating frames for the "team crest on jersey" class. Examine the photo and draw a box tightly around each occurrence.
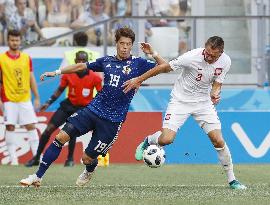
[122,65,132,75]
[165,114,171,120]
[127,61,131,64]
[214,68,223,76]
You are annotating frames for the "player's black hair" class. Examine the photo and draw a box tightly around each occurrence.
[75,50,88,61]
[7,29,22,39]
[115,27,135,44]
[205,36,224,52]
[73,32,88,46]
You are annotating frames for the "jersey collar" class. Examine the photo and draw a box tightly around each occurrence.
[6,51,21,60]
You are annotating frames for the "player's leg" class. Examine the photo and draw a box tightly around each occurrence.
[18,101,39,161]
[20,124,77,187]
[3,102,19,165]
[76,113,122,186]
[64,105,82,167]
[25,107,70,167]
[135,99,189,160]
[194,101,246,190]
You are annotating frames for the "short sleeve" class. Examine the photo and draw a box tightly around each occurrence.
[86,57,104,72]
[29,56,33,72]
[215,57,231,83]
[169,50,194,71]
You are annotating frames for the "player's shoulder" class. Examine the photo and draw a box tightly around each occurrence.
[219,52,231,65]
[181,48,204,59]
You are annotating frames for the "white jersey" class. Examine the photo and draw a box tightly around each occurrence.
[169,48,231,102]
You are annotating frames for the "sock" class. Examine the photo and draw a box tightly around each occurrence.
[215,143,236,183]
[36,139,63,178]
[5,131,18,163]
[27,129,39,156]
[86,158,98,172]
[35,130,52,160]
[67,137,76,160]
[147,131,162,145]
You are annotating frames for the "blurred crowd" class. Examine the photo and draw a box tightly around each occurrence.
[0,0,191,52]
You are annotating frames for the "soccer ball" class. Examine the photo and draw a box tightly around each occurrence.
[143,145,165,168]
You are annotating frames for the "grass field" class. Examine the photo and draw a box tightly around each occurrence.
[0,164,270,205]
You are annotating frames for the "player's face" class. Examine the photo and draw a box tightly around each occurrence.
[116,36,133,60]
[203,46,223,64]
[8,35,21,51]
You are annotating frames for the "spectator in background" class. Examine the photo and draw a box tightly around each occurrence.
[0,0,6,45]
[6,0,44,45]
[111,0,131,17]
[178,0,191,54]
[70,0,111,46]
[146,0,179,27]
[42,0,72,27]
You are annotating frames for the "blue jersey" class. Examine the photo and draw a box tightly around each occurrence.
[85,55,156,122]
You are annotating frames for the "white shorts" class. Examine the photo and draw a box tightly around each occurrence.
[3,101,37,125]
[163,98,221,134]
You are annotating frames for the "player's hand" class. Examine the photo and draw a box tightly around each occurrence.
[122,77,142,94]
[211,94,221,105]
[139,42,154,55]
[39,103,49,112]
[40,71,57,81]
[34,98,40,111]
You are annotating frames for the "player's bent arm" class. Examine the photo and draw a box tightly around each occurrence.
[138,63,172,83]
[46,86,66,106]
[123,63,172,93]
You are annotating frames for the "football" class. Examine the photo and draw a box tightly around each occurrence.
[143,145,165,168]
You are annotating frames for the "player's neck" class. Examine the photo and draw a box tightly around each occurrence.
[8,49,20,56]
[116,54,131,61]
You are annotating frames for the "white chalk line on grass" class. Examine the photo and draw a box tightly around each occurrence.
[0,184,230,188]
[0,184,268,189]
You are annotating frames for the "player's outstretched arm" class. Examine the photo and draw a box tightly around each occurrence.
[122,63,172,93]
[40,63,87,81]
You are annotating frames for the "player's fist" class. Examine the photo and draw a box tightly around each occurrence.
[139,42,154,55]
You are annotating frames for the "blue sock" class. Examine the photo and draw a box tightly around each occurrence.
[86,158,98,172]
[36,139,63,178]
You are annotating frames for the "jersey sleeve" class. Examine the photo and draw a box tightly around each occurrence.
[215,57,231,83]
[59,74,68,88]
[139,58,156,74]
[29,56,33,72]
[94,74,103,91]
[86,57,104,72]
[169,50,194,71]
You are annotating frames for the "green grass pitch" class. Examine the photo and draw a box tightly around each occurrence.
[0,164,270,205]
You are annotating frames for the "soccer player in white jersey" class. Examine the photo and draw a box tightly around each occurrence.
[123,36,246,190]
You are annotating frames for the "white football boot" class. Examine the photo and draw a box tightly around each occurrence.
[76,169,95,186]
[20,174,42,187]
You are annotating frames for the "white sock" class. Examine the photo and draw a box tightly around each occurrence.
[215,144,235,183]
[147,131,162,145]
[5,131,18,163]
[28,129,39,156]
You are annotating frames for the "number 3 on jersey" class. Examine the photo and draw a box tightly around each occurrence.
[109,74,120,87]
[196,73,202,81]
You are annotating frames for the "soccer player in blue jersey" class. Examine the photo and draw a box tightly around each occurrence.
[20,27,166,187]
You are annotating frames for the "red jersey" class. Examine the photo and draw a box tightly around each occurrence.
[60,70,102,106]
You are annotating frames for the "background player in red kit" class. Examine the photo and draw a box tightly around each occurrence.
[25,50,102,167]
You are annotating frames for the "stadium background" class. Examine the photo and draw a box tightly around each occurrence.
[0,0,269,165]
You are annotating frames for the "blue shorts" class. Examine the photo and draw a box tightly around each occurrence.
[63,107,122,158]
